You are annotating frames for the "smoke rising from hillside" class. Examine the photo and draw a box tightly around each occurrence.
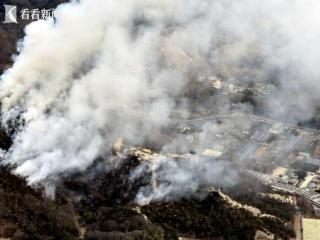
[132,154,239,203]
[1,0,320,199]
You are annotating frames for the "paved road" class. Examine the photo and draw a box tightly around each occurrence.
[179,112,320,134]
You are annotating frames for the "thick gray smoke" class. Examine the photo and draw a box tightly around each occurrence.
[1,0,320,200]
[132,154,239,203]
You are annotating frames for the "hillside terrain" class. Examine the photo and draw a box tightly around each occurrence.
[0,1,316,240]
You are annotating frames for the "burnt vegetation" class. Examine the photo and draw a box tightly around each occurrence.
[224,178,296,222]
[0,165,79,239]
[0,146,297,240]
[142,191,295,240]
[0,1,303,239]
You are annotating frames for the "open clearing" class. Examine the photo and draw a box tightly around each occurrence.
[302,218,320,240]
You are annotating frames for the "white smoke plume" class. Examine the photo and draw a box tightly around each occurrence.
[132,154,239,203]
[1,0,320,200]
